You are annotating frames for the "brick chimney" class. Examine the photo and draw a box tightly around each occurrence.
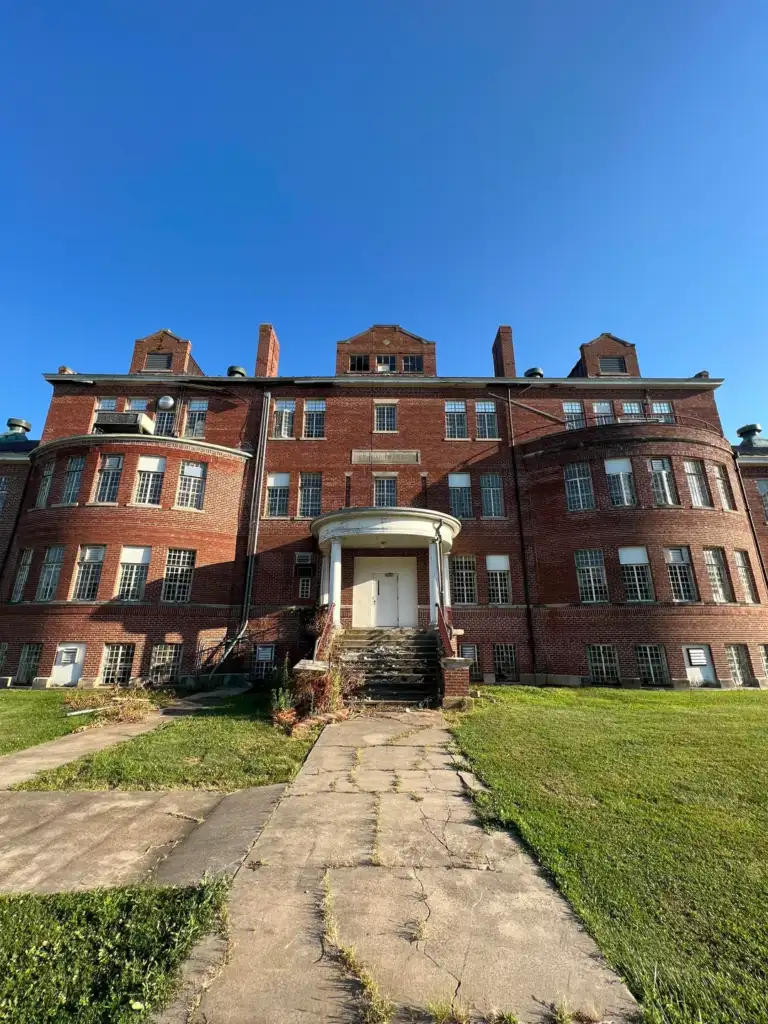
[491,326,516,378]
[256,324,280,377]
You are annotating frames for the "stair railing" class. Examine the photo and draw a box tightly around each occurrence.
[435,603,456,657]
[313,603,337,661]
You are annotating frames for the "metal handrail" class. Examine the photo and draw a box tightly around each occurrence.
[435,603,454,658]
[313,603,336,661]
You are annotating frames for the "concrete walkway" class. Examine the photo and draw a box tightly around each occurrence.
[172,711,637,1024]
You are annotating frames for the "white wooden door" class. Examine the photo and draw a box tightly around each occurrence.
[51,643,86,686]
[683,645,716,685]
[373,573,399,627]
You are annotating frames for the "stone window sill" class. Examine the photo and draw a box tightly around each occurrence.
[50,502,79,508]
[300,437,327,441]
[373,430,399,434]
[125,502,162,509]
[444,437,471,441]
[271,436,296,440]
[480,516,507,521]
[84,501,119,507]
[170,505,205,513]
[475,436,502,441]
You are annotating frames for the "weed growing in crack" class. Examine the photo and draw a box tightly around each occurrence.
[392,773,403,793]
[406,917,427,944]
[349,747,363,785]
[371,793,384,866]
[409,791,424,802]
[548,1002,575,1024]
[427,997,470,1024]
[486,1012,521,1024]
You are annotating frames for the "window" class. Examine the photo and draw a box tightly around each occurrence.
[303,400,326,438]
[575,549,609,603]
[61,455,85,504]
[451,556,477,604]
[144,352,172,370]
[713,465,735,510]
[726,644,753,686]
[586,645,620,683]
[493,644,517,681]
[620,401,643,422]
[651,401,674,423]
[761,645,768,679]
[349,354,370,372]
[0,642,6,671]
[134,455,166,505]
[684,460,712,507]
[460,643,482,681]
[475,401,499,438]
[403,355,423,373]
[649,458,678,506]
[486,554,511,604]
[374,476,397,507]
[117,546,151,601]
[95,455,123,503]
[375,404,397,432]
[73,545,105,601]
[11,549,33,602]
[35,461,54,508]
[101,643,135,685]
[36,546,65,601]
[154,409,176,436]
[298,575,312,599]
[177,462,206,509]
[298,472,322,517]
[127,397,149,411]
[0,476,7,511]
[445,401,468,439]
[480,473,504,517]
[703,548,733,603]
[376,355,396,373]
[273,400,295,438]
[448,473,473,518]
[17,643,42,684]
[619,547,654,602]
[161,549,195,603]
[593,401,614,425]
[636,645,669,686]
[599,356,626,374]
[735,550,759,604]
[757,481,768,519]
[266,473,290,517]
[563,401,585,430]
[96,397,118,411]
[184,399,208,438]
[252,644,275,679]
[564,462,595,511]
[665,547,697,602]
[604,458,636,507]
[150,643,182,683]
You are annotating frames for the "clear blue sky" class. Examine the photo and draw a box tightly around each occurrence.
[1,1,766,440]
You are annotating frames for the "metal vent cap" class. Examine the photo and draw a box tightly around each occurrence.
[524,367,545,378]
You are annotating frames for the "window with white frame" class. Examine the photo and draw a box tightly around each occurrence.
[619,546,654,602]
[599,356,627,374]
[184,399,208,438]
[480,472,504,517]
[575,549,608,602]
[349,354,370,372]
[562,401,585,430]
[161,549,195,603]
[252,644,275,679]
[96,397,118,411]
[61,455,85,504]
[376,354,396,373]
[403,355,423,373]
[0,476,7,511]
[620,401,644,422]
[134,455,166,505]
[649,458,678,506]
[460,643,482,681]
[486,554,511,604]
[684,460,712,507]
[273,399,295,438]
[95,455,123,503]
[36,546,65,602]
[651,401,674,423]
[493,643,517,681]
[303,400,326,438]
[703,547,733,603]
[298,472,322,517]
[636,644,669,686]
[373,476,397,508]
[150,643,182,683]
[374,403,397,432]
[586,644,620,683]
[35,461,54,508]
[298,576,312,599]
[760,644,768,679]
[712,464,735,510]
[665,547,697,602]
[448,473,472,518]
[593,401,614,425]
[475,401,499,438]
[451,556,477,604]
[564,462,595,511]
[11,549,33,602]
[144,352,172,370]
[117,546,151,601]
[756,480,768,519]
[73,545,105,601]
[101,643,135,685]
[266,473,290,517]
[604,458,636,507]
[154,409,176,435]
[17,643,43,684]
[177,462,206,509]
[445,401,468,439]
[126,397,149,411]
[734,550,759,604]
[726,644,753,686]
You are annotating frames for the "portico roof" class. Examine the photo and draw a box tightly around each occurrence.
[310,506,461,552]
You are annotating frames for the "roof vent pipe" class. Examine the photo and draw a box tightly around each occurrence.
[736,424,765,447]
[227,366,247,377]
[524,367,544,378]
[6,418,31,435]
[694,370,710,378]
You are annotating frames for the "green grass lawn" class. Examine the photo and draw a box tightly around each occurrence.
[0,691,95,756]
[452,687,768,1024]
[17,692,315,791]
[0,878,227,1023]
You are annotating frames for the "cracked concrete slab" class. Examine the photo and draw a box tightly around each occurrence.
[251,791,376,867]
[300,743,357,774]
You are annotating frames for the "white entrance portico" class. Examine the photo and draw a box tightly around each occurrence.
[310,507,461,627]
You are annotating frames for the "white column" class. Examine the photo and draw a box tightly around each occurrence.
[428,541,440,624]
[320,552,330,606]
[330,539,342,625]
[442,554,452,608]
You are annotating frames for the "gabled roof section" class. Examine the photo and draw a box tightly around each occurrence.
[583,331,634,348]
[129,328,204,376]
[337,325,435,346]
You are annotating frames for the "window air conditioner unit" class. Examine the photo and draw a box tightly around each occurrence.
[93,412,155,435]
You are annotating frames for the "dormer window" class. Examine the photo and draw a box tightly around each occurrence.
[599,356,627,374]
[349,355,369,372]
[403,355,423,373]
[376,355,396,373]
[145,352,172,371]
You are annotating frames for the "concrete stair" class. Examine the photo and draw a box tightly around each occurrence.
[335,628,440,705]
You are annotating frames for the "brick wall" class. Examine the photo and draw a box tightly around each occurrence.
[0,460,31,571]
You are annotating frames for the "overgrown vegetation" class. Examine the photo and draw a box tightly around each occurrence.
[0,691,95,755]
[0,878,228,1023]
[452,687,768,1024]
[426,998,470,1024]
[267,653,361,730]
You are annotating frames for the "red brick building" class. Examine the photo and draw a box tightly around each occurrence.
[1,323,767,696]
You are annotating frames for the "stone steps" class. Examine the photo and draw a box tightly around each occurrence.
[335,628,440,705]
